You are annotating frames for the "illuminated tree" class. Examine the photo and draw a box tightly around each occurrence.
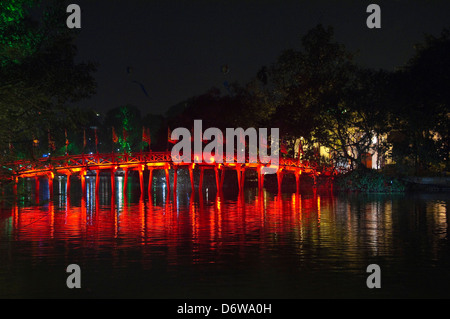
[261,25,389,169]
[0,0,38,65]
[104,105,142,153]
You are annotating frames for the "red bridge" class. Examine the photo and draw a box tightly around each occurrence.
[7,151,336,197]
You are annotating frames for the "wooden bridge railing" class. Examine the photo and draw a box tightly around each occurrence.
[7,151,339,180]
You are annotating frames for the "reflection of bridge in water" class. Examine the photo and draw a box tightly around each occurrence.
[8,151,336,198]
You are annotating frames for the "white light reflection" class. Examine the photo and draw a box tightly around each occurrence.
[116,176,124,213]
[58,177,63,207]
[162,182,166,203]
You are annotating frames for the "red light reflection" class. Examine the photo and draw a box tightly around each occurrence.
[7,188,333,265]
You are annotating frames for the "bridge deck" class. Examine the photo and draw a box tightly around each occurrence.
[9,152,331,177]
[6,151,336,196]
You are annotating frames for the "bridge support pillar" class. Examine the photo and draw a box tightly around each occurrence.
[173,166,178,195]
[277,169,283,194]
[220,167,225,189]
[257,166,264,190]
[48,173,54,199]
[95,170,100,195]
[164,165,170,193]
[111,167,116,196]
[123,168,128,195]
[236,167,241,191]
[139,165,144,198]
[189,165,194,192]
[66,174,71,195]
[295,171,300,194]
[199,167,204,191]
[148,168,154,194]
[35,176,40,204]
[214,166,220,191]
[80,170,86,197]
[240,167,245,191]
[13,176,18,197]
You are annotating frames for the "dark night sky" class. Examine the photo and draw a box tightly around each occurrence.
[72,0,450,116]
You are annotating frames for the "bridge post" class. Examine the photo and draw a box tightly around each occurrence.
[164,164,170,193]
[313,172,317,188]
[236,166,241,191]
[277,169,283,193]
[66,173,71,195]
[35,176,40,204]
[257,166,264,190]
[214,166,220,191]
[80,169,86,197]
[13,176,18,197]
[173,166,178,194]
[257,166,261,189]
[189,165,194,192]
[295,171,300,194]
[220,167,225,189]
[48,172,54,199]
[139,165,144,197]
[261,172,265,191]
[240,167,246,191]
[123,167,128,195]
[111,167,116,195]
[199,167,204,192]
[95,170,100,195]
[148,167,154,194]
[259,169,265,191]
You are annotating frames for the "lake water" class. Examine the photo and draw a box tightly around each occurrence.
[0,175,449,299]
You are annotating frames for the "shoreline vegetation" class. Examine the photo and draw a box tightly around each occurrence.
[194,168,449,193]
[334,169,406,193]
[334,169,449,193]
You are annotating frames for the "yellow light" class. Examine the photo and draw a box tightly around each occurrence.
[147,163,166,167]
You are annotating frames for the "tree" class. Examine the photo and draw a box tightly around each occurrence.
[389,29,450,174]
[142,113,166,151]
[321,67,392,169]
[256,25,392,169]
[0,0,97,163]
[167,85,260,131]
[104,105,142,153]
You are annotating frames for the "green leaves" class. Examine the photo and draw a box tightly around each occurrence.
[335,169,406,193]
[0,0,42,65]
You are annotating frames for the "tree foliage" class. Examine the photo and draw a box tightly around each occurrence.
[388,29,450,174]
[257,25,384,168]
[104,105,142,153]
[0,0,97,162]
